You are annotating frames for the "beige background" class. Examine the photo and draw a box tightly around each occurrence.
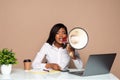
[0,0,120,78]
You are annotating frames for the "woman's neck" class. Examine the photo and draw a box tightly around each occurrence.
[54,42,62,48]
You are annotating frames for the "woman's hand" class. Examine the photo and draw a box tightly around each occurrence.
[66,44,76,59]
[45,63,61,71]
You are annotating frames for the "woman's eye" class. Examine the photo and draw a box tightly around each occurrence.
[63,32,66,34]
[56,32,59,34]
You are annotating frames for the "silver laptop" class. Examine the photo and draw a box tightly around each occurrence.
[69,53,116,76]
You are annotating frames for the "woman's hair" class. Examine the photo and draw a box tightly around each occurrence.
[46,23,68,45]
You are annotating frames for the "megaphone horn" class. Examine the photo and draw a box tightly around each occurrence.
[68,27,89,50]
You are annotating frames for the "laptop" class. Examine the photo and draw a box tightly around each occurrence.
[69,53,116,76]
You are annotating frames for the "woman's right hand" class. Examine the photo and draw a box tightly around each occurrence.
[66,44,76,59]
[45,63,61,71]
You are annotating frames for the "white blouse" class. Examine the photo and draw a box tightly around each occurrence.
[32,43,83,70]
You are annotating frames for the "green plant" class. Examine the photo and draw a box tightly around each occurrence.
[0,48,18,65]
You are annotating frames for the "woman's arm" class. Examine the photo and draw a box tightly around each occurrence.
[32,43,61,70]
[32,44,47,69]
[72,50,83,69]
[45,63,61,70]
[66,44,83,69]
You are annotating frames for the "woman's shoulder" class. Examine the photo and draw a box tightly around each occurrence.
[43,43,52,48]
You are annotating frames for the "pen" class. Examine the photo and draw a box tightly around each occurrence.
[43,69,49,72]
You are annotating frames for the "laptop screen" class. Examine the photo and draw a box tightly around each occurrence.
[83,53,116,76]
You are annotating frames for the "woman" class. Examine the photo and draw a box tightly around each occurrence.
[32,23,83,71]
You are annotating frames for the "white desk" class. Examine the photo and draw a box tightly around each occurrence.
[0,68,119,80]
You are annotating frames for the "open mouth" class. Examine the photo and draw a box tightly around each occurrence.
[59,37,67,43]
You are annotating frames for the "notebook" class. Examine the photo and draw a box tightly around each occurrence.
[69,53,116,76]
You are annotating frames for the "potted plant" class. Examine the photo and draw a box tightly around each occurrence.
[0,48,17,75]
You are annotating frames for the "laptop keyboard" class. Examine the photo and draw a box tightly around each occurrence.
[69,71,84,76]
[69,69,84,76]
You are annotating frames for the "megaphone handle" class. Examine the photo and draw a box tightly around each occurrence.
[63,42,68,49]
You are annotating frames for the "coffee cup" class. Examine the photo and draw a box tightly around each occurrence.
[23,59,31,71]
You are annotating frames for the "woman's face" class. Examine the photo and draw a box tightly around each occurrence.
[54,28,67,46]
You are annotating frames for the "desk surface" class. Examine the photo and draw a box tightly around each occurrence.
[0,68,119,80]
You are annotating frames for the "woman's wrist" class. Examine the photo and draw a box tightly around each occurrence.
[69,51,76,60]
[45,63,51,68]
[45,63,61,70]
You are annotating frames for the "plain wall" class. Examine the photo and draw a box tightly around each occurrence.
[0,0,120,78]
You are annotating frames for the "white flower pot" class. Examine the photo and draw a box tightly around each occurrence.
[1,64,12,75]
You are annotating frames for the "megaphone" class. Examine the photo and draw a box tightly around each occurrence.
[68,27,89,50]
